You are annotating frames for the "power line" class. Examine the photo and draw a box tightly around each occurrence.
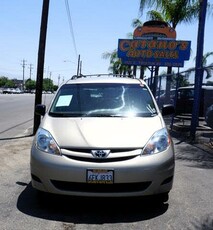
[65,0,78,58]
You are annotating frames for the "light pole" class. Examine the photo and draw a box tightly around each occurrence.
[190,0,207,139]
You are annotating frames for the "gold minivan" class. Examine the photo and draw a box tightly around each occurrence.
[30,74,175,200]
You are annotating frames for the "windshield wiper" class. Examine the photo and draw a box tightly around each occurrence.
[82,113,123,117]
[49,112,83,117]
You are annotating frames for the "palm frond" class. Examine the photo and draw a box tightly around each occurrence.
[139,0,162,15]
[126,32,133,39]
[147,10,165,21]
[131,18,143,28]
[204,64,213,79]
[203,52,213,64]
[102,49,118,64]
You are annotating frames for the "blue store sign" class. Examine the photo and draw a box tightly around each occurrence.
[117,39,191,67]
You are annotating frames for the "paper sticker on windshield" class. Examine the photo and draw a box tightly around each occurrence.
[56,95,73,107]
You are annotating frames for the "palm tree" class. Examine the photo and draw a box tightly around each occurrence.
[139,0,200,102]
[102,19,144,78]
[131,18,148,79]
[102,49,120,74]
[140,0,200,26]
[102,50,133,76]
[184,51,213,80]
[202,51,213,70]
[202,52,213,80]
[131,18,143,28]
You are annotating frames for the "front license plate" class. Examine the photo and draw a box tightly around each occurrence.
[87,169,114,184]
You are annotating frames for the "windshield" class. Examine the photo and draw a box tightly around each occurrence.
[49,83,157,117]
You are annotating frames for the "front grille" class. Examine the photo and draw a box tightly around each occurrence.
[61,148,142,163]
[51,180,151,193]
[63,155,136,162]
[63,148,139,154]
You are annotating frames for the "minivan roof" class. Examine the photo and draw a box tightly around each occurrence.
[64,75,146,85]
[178,85,213,90]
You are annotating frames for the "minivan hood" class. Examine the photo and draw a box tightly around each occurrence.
[41,115,165,148]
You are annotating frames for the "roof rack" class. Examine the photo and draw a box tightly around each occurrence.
[71,73,136,80]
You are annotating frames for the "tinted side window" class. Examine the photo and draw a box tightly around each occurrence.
[176,87,213,116]
[178,89,194,99]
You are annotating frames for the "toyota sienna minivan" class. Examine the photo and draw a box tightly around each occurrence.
[30,74,175,200]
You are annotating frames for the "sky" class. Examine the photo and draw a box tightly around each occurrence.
[0,0,213,85]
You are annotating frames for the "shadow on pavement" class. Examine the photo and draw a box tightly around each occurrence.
[17,182,169,224]
[189,215,213,230]
[167,122,213,169]
[172,133,213,169]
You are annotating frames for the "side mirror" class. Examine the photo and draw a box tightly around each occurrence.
[162,104,175,116]
[35,104,46,116]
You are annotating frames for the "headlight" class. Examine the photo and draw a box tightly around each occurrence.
[35,128,61,155]
[142,128,171,155]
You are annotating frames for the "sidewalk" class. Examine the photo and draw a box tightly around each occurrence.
[168,118,213,155]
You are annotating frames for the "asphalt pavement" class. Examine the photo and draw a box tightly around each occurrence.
[1,121,213,230]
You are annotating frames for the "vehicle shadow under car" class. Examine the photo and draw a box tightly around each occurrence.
[17,182,169,224]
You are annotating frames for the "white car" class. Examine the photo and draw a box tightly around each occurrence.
[31,74,175,200]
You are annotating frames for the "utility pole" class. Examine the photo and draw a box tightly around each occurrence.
[49,71,52,91]
[29,64,33,80]
[49,71,52,80]
[33,0,50,135]
[58,74,61,86]
[21,59,27,90]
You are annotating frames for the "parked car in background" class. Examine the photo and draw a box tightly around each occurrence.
[2,88,12,94]
[205,105,213,129]
[175,85,213,128]
[2,88,23,94]
[31,74,175,200]
[156,89,176,108]
[14,88,23,94]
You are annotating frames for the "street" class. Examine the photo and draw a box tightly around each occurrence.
[0,93,53,140]
[0,94,213,229]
